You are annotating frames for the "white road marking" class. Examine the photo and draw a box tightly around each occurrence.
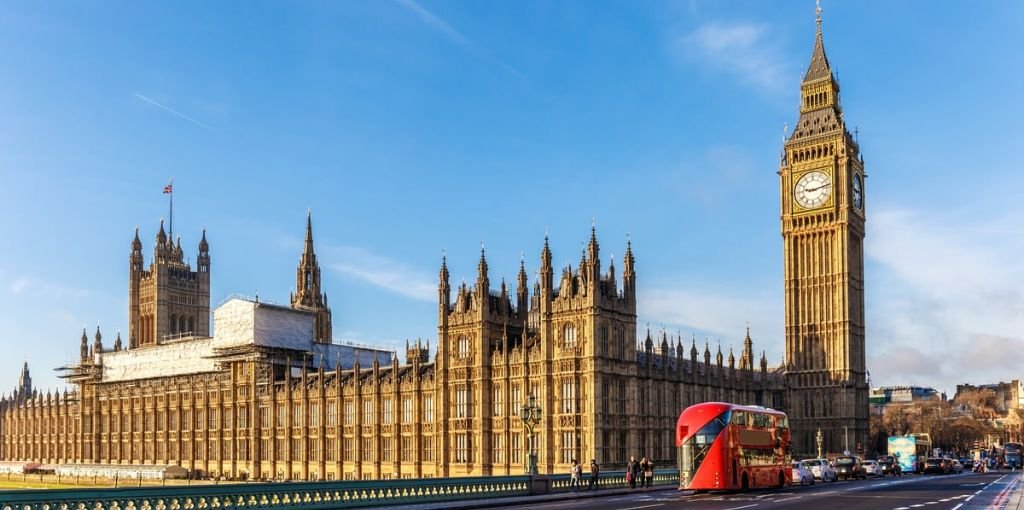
[722,505,759,510]
[951,504,963,510]
[619,505,664,510]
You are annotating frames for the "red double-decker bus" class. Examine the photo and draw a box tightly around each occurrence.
[677,402,791,491]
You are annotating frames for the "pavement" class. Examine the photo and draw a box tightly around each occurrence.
[382,470,1024,510]
[999,470,1023,510]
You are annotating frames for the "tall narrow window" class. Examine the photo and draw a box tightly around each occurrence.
[361,437,373,462]
[344,401,354,426]
[455,388,468,418]
[402,398,413,424]
[382,398,393,424]
[493,386,503,417]
[327,402,337,427]
[564,324,577,349]
[424,396,434,422]
[362,400,373,423]
[454,433,470,463]
[561,379,577,414]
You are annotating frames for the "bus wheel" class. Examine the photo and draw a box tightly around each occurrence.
[741,473,749,491]
[777,471,785,488]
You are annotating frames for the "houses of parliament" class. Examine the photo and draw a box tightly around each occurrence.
[0,14,868,480]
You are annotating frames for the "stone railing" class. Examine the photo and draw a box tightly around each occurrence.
[0,475,531,510]
[0,470,679,509]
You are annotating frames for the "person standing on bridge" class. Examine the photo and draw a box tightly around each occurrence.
[641,457,653,488]
[589,459,600,490]
[570,459,582,491]
[627,456,639,488]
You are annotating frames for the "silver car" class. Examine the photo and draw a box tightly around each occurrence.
[792,461,816,485]
[862,460,884,477]
[801,458,836,482]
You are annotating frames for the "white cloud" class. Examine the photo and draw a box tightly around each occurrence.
[9,276,32,294]
[7,275,92,298]
[324,245,436,302]
[673,21,791,93]
[866,207,1024,391]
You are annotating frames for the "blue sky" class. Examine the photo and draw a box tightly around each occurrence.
[1,1,1022,396]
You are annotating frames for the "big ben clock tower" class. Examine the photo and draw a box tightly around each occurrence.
[781,7,868,456]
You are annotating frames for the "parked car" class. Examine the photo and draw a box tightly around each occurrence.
[963,459,975,470]
[951,460,963,473]
[834,455,865,480]
[862,460,884,477]
[801,458,836,482]
[924,457,949,475]
[792,461,816,485]
[877,455,898,476]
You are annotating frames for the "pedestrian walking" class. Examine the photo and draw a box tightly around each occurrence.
[642,457,654,488]
[569,459,581,491]
[626,456,638,489]
[588,459,600,490]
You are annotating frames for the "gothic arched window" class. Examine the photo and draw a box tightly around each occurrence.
[563,324,577,349]
[456,335,469,359]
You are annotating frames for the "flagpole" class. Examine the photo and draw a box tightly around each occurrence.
[169,178,173,239]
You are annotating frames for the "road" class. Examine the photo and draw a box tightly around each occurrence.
[489,471,1023,510]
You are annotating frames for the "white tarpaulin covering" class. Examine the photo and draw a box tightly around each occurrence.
[100,337,218,383]
[98,298,391,382]
[213,299,313,350]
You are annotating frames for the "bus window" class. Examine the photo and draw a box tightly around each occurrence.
[731,411,747,427]
[753,413,771,428]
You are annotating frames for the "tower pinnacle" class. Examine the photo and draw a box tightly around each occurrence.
[291,211,332,343]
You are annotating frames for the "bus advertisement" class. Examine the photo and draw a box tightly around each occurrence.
[888,434,931,473]
[676,402,790,491]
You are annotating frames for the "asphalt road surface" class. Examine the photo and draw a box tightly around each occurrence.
[489,471,1023,510]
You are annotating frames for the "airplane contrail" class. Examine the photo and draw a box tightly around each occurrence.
[133,93,222,134]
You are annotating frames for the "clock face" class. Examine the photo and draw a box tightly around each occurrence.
[852,174,863,210]
[794,170,832,209]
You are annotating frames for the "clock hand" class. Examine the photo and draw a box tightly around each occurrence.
[804,183,832,193]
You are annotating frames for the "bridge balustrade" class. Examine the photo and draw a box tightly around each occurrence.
[0,469,679,509]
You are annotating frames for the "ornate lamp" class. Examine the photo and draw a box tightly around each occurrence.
[519,394,542,474]
[816,428,824,459]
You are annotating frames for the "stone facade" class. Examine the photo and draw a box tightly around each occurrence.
[780,15,870,456]
[0,220,782,479]
[0,16,869,477]
[129,222,211,348]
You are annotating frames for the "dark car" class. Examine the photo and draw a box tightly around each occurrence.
[834,455,865,480]
[963,459,975,470]
[878,455,898,476]
[923,457,949,475]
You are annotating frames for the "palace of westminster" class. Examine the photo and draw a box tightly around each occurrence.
[0,16,869,481]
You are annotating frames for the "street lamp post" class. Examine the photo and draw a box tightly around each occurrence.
[519,394,542,475]
[816,428,824,459]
